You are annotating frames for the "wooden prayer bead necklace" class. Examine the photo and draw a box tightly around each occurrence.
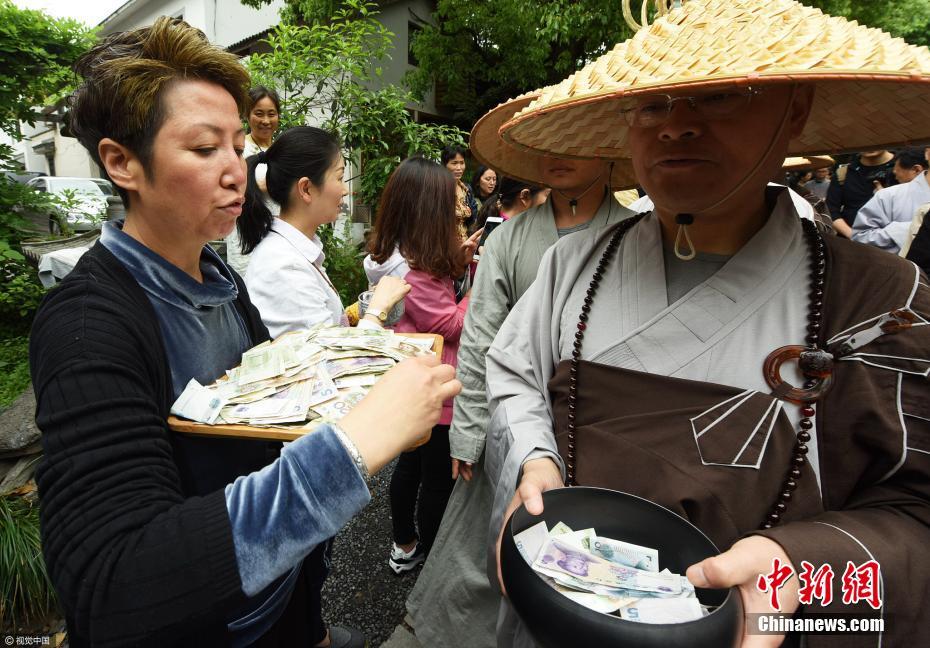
[566,214,829,530]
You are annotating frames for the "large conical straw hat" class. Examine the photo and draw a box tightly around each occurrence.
[500,0,930,183]
[470,93,636,189]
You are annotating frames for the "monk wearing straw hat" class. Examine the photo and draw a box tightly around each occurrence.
[485,0,930,646]
[405,93,638,648]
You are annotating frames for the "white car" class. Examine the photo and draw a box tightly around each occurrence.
[26,176,110,234]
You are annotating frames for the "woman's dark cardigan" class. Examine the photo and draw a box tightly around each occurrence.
[30,242,271,647]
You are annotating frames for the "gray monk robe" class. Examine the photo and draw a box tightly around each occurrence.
[486,188,930,648]
[406,195,629,647]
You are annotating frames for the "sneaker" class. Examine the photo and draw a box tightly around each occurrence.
[326,625,366,648]
[389,542,425,575]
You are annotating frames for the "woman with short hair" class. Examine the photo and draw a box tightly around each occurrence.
[29,19,459,647]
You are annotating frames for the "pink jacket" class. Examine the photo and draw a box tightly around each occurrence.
[393,269,469,425]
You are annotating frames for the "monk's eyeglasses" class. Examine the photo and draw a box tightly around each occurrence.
[619,87,765,128]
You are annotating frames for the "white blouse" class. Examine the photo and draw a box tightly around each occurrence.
[245,218,347,338]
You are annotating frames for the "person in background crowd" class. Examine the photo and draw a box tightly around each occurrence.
[852,146,930,253]
[405,92,632,644]
[238,126,415,647]
[441,146,479,236]
[29,18,461,648]
[244,86,280,155]
[902,200,930,273]
[891,145,928,185]
[826,149,897,237]
[471,176,549,237]
[471,164,498,208]
[226,86,281,276]
[491,177,549,221]
[367,157,481,573]
[238,127,408,336]
[806,165,831,200]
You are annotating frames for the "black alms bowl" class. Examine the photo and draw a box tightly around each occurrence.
[500,487,743,648]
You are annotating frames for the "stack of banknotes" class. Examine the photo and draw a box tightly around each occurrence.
[514,521,714,624]
[170,325,435,427]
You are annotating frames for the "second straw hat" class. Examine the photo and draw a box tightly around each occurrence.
[500,0,930,168]
[470,93,636,189]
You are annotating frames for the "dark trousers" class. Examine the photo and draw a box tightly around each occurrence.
[256,539,332,646]
[389,424,454,554]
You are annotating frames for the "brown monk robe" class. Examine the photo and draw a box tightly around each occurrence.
[486,192,930,647]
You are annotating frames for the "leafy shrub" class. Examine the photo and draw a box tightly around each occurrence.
[0,259,46,333]
[0,335,29,410]
[318,219,369,306]
[0,495,57,631]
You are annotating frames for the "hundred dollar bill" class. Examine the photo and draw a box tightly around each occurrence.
[618,597,703,624]
[591,536,660,572]
[171,378,227,424]
[534,539,681,595]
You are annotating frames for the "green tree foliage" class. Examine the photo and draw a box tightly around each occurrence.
[406,0,930,130]
[405,0,635,128]
[0,0,94,136]
[0,0,95,247]
[244,0,465,209]
[802,0,930,49]
[243,0,466,301]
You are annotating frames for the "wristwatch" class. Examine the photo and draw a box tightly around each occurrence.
[366,307,389,323]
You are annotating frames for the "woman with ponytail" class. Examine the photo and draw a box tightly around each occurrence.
[472,176,549,234]
[240,126,408,337]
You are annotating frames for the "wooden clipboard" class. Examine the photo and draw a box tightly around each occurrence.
[168,332,443,442]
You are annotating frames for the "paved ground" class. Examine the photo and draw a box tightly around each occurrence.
[321,458,423,647]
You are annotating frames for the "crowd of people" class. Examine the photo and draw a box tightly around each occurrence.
[26,0,930,646]
[783,146,930,267]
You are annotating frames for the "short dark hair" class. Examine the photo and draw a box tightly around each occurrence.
[238,126,342,254]
[248,86,280,114]
[69,17,251,206]
[369,157,459,278]
[440,146,467,167]
[895,146,928,170]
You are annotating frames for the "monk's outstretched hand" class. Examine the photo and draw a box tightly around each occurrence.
[496,457,563,595]
[687,535,799,648]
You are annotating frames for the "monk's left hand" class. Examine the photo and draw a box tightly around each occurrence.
[686,535,799,648]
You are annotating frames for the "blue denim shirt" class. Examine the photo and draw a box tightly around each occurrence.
[99,221,250,399]
[101,223,371,641]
